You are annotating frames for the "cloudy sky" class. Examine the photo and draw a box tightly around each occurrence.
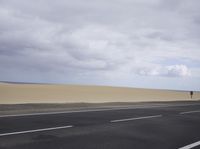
[0,0,200,90]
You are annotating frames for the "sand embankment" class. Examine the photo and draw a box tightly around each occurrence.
[0,83,199,104]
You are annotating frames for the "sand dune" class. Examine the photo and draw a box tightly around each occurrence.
[0,83,199,104]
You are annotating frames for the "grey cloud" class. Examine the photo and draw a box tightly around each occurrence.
[0,0,200,88]
[146,31,174,41]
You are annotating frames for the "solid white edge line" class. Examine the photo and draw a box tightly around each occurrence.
[180,110,200,115]
[1,103,200,118]
[179,140,200,149]
[110,115,162,123]
[0,108,140,118]
[0,125,73,137]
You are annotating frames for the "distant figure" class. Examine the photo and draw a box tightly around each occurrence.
[190,91,193,99]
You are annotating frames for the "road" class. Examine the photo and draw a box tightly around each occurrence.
[0,101,200,149]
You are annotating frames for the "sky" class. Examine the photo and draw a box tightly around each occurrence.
[0,0,200,91]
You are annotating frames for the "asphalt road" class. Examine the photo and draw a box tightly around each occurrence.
[0,101,200,149]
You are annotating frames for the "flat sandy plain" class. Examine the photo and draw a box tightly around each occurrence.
[0,82,200,104]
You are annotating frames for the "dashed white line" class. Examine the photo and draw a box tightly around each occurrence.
[180,110,200,115]
[0,125,73,137]
[110,115,162,123]
[179,140,200,149]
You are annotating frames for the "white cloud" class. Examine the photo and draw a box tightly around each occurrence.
[136,65,191,77]
[165,65,191,77]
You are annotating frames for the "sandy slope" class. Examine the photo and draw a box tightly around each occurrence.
[0,83,199,104]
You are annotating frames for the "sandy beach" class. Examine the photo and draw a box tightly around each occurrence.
[0,83,199,104]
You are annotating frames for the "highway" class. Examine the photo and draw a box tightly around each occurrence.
[0,101,200,149]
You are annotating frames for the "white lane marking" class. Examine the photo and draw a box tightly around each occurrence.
[0,103,200,118]
[180,110,200,115]
[0,107,144,118]
[0,125,73,137]
[179,140,200,149]
[110,115,162,123]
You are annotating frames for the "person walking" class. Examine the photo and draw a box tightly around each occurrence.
[190,91,193,99]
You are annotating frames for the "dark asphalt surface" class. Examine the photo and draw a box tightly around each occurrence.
[0,101,200,149]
